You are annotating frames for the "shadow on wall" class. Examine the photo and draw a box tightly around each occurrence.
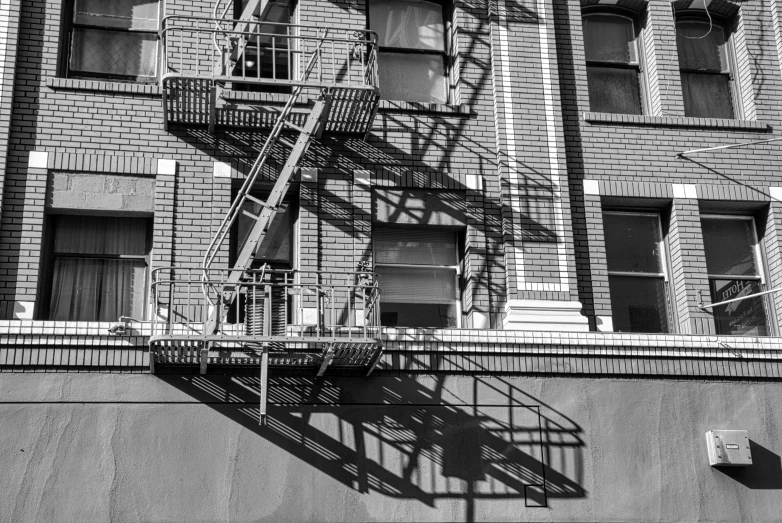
[716,440,782,490]
[161,374,586,522]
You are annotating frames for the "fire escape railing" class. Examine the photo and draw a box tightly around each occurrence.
[159,15,379,90]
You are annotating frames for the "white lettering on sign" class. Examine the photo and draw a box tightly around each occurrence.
[726,444,740,450]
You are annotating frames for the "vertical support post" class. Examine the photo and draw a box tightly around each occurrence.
[209,82,219,134]
[260,280,272,425]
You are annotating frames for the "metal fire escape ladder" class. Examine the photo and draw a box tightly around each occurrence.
[201,35,331,337]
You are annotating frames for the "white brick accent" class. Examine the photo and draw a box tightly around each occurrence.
[583,179,600,196]
[28,151,48,169]
[12,301,34,320]
[672,183,697,199]
[213,161,231,178]
[157,159,177,175]
[769,187,782,202]
[354,170,371,186]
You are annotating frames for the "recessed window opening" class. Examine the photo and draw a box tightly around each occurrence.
[44,215,151,321]
[233,0,293,92]
[604,212,670,333]
[368,0,448,103]
[583,12,643,115]
[701,216,768,336]
[66,0,159,82]
[676,17,735,118]
[374,228,460,328]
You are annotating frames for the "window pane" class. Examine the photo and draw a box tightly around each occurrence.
[369,0,445,51]
[75,0,158,31]
[53,215,147,256]
[603,214,662,273]
[378,266,457,304]
[378,52,447,103]
[49,258,147,321]
[681,72,733,118]
[375,229,456,265]
[584,15,637,63]
[710,279,767,336]
[609,276,668,333]
[676,21,728,72]
[701,218,757,276]
[381,303,457,328]
[71,28,157,77]
[586,66,642,114]
[237,200,293,265]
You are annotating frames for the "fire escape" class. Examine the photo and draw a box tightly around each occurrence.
[150,0,383,421]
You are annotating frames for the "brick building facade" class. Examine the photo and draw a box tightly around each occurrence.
[1,0,782,520]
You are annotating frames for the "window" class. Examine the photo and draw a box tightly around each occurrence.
[65,0,159,82]
[233,196,295,270]
[232,0,292,89]
[583,13,643,115]
[701,216,768,336]
[374,229,460,328]
[676,18,735,118]
[604,213,670,333]
[44,215,151,321]
[368,0,448,103]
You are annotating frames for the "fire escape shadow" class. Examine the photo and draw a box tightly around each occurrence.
[159,373,586,519]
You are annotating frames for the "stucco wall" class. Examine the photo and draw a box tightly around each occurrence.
[1,373,781,522]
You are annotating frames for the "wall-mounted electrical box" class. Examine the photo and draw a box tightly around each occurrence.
[705,430,752,467]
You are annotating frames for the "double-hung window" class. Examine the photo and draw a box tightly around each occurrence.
[604,212,670,333]
[45,215,151,322]
[374,229,460,328]
[368,0,448,103]
[233,0,292,86]
[676,19,735,118]
[583,13,643,115]
[701,216,768,336]
[65,0,160,82]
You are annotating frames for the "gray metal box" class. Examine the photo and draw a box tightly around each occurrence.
[705,430,752,467]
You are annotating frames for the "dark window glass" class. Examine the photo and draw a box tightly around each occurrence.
[604,213,668,333]
[234,197,295,269]
[369,0,448,103]
[701,217,768,336]
[67,0,159,81]
[677,20,734,118]
[583,14,642,115]
[46,215,150,321]
[608,276,668,333]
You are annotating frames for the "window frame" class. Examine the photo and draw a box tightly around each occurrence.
[603,211,673,333]
[373,227,462,328]
[366,0,452,104]
[40,213,153,321]
[61,0,161,84]
[582,8,649,115]
[675,13,741,119]
[701,214,772,336]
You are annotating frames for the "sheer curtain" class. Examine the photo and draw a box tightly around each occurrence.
[48,216,148,321]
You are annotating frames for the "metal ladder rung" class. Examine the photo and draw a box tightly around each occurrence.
[282,119,305,133]
[245,194,276,210]
[277,136,297,149]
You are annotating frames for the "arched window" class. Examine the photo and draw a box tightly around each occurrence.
[583,13,643,115]
[676,18,734,118]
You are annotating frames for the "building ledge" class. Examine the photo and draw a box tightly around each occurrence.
[378,99,470,116]
[1,322,780,379]
[583,112,771,131]
[46,77,162,97]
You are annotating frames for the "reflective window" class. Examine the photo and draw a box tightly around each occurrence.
[369,0,448,103]
[583,13,642,114]
[374,229,460,328]
[67,0,159,82]
[702,217,767,336]
[604,213,669,332]
[676,20,735,118]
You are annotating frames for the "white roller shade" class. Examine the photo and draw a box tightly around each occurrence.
[378,266,457,304]
[374,229,457,266]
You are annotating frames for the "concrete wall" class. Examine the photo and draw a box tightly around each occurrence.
[2,373,781,522]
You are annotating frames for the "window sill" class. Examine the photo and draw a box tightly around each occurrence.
[378,99,470,116]
[583,112,771,131]
[46,77,162,97]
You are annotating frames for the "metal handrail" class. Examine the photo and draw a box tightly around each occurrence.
[159,15,379,89]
